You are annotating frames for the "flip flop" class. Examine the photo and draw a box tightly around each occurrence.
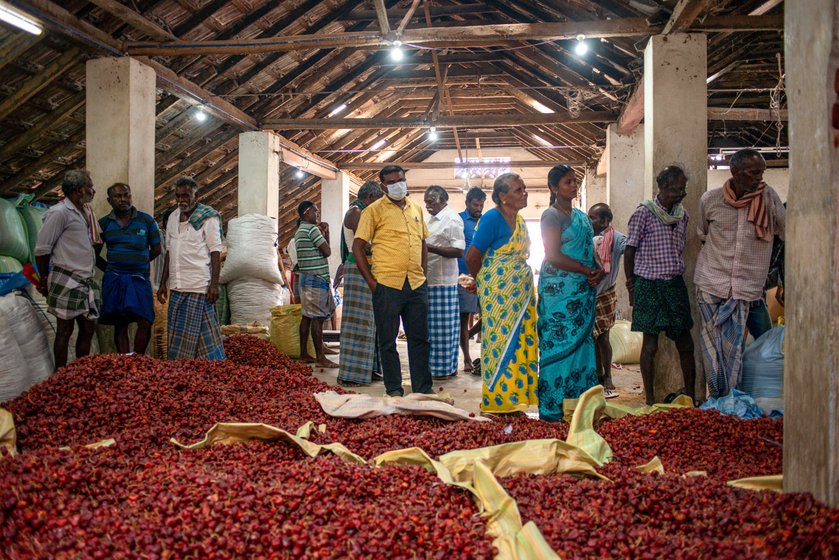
[604,389,620,399]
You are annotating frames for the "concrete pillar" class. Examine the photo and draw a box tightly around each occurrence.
[783,0,838,508]
[238,131,281,220]
[86,57,156,217]
[644,34,707,401]
[584,167,607,207]
[320,171,351,277]
[606,124,645,320]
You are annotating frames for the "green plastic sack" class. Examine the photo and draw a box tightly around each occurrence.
[0,198,29,263]
[0,256,23,274]
[270,304,316,359]
[15,195,45,264]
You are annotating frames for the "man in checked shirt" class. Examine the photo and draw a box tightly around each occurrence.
[624,166,697,406]
[695,149,785,399]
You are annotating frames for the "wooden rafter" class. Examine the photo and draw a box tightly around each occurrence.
[86,0,176,41]
[0,49,80,123]
[663,0,709,35]
[337,160,586,170]
[124,16,783,56]
[373,0,392,35]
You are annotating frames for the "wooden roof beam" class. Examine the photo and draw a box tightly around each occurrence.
[663,0,709,35]
[373,0,392,35]
[338,160,586,170]
[0,48,80,123]
[86,0,176,41]
[262,111,616,130]
[124,16,783,56]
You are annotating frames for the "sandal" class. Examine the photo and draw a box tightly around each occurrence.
[470,358,482,377]
[337,378,367,387]
[604,389,620,399]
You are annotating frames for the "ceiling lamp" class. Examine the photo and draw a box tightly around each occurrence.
[195,109,207,122]
[574,34,588,56]
[0,2,42,35]
[428,127,438,142]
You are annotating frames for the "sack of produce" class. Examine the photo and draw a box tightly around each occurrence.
[15,195,46,264]
[0,198,29,264]
[270,304,315,359]
[228,277,287,326]
[0,291,54,403]
[740,326,783,400]
[609,320,642,364]
[219,214,283,285]
[0,256,22,274]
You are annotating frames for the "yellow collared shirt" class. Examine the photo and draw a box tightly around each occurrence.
[355,196,429,290]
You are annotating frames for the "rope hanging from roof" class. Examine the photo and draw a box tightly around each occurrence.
[769,53,785,156]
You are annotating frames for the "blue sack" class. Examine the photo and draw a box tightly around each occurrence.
[699,388,763,419]
[0,272,30,297]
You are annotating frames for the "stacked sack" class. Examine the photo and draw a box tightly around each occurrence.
[0,197,33,273]
[0,281,54,403]
[219,214,289,326]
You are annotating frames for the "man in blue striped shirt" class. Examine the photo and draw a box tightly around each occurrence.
[97,183,162,354]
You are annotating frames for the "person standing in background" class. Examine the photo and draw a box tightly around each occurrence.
[458,187,486,374]
[424,185,465,378]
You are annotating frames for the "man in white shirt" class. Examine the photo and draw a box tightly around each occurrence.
[424,185,465,378]
[157,176,226,360]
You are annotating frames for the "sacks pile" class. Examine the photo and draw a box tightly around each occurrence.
[0,197,37,273]
[0,290,53,402]
[220,214,287,326]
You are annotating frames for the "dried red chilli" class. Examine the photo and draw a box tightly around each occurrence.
[0,443,496,559]
[504,465,839,560]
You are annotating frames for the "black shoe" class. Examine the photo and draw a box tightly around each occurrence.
[371,370,384,382]
[386,390,404,397]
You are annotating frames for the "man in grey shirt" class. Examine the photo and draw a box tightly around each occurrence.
[35,169,101,370]
[588,203,627,397]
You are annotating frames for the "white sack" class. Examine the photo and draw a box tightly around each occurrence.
[219,214,284,285]
[228,277,287,326]
[0,292,54,403]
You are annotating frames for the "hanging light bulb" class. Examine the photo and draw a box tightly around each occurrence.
[295,169,305,179]
[195,109,207,122]
[574,34,588,56]
[428,127,438,142]
[390,46,403,61]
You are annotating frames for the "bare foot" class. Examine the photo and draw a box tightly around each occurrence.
[300,354,316,364]
[323,346,339,355]
[316,358,339,368]
[462,360,474,373]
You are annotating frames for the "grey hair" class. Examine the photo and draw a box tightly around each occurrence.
[357,181,382,201]
[491,173,521,205]
[424,185,448,203]
[175,176,198,190]
[61,169,91,196]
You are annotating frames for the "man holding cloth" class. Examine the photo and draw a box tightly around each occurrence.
[695,149,785,397]
[352,165,433,397]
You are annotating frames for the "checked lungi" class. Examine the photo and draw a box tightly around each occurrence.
[697,289,749,398]
[428,284,460,377]
[338,262,378,384]
[593,284,618,338]
[167,290,226,360]
[47,265,100,321]
[298,273,335,319]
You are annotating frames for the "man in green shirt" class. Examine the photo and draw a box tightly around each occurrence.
[294,201,336,367]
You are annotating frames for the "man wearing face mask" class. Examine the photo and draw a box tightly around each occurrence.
[352,165,434,397]
[625,166,696,405]
[695,149,785,398]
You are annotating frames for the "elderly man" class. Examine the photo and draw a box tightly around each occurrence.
[353,165,433,397]
[96,183,162,354]
[337,181,384,386]
[695,149,786,398]
[294,201,337,368]
[588,203,627,397]
[157,176,225,360]
[625,166,696,405]
[424,185,465,378]
[458,187,486,374]
[35,169,100,369]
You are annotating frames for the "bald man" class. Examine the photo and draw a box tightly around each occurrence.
[588,203,627,397]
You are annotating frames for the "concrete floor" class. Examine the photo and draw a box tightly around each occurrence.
[310,338,648,416]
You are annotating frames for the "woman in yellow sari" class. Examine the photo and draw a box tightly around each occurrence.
[465,173,539,413]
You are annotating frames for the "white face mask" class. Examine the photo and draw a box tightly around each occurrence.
[387,180,408,200]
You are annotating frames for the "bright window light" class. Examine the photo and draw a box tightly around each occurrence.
[328,103,347,117]
[0,2,43,35]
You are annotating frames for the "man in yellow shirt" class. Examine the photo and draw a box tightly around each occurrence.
[353,165,433,397]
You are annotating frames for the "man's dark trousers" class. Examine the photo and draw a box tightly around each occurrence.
[371,279,433,396]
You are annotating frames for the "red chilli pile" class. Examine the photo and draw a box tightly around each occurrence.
[504,464,839,559]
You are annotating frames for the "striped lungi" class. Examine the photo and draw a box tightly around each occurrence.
[167,290,226,361]
[697,289,749,398]
[47,265,100,321]
[428,284,460,377]
[338,262,378,383]
[593,284,618,338]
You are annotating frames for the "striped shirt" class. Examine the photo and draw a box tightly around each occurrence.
[294,222,330,280]
[626,200,688,281]
[98,208,161,274]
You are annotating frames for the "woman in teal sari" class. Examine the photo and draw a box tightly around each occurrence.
[537,165,605,421]
[465,173,539,414]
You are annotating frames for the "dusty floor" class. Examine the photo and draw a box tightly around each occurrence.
[310,338,648,416]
